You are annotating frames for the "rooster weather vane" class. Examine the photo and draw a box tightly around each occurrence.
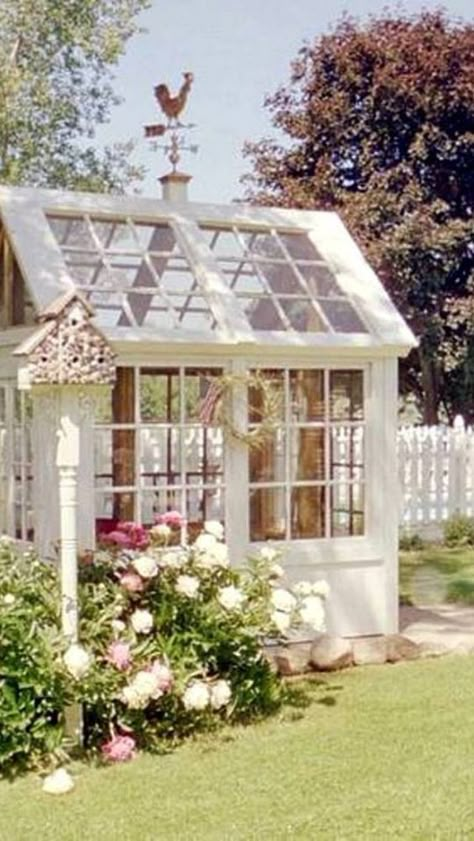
[144,72,198,172]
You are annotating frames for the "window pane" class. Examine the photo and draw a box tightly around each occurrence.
[331,484,364,537]
[291,428,325,481]
[242,230,286,260]
[184,369,222,422]
[184,427,224,482]
[187,487,225,542]
[140,428,180,486]
[249,430,285,483]
[96,491,136,530]
[140,370,179,423]
[291,487,325,538]
[141,489,183,534]
[319,299,367,333]
[330,371,364,420]
[260,263,302,294]
[331,426,364,472]
[278,298,327,332]
[297,264,340,297]
[290,370,324,421]
[248,370,284,423]
[278,232,323,261]
[239,297,285,330]
[250,487,286,541]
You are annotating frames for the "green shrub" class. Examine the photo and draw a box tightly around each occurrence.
[443,514,474,547]
[399,532,425,552]
[0,521,329,774]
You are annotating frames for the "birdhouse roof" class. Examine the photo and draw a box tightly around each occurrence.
[0,184,416,355]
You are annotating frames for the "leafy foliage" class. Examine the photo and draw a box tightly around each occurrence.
[0,0,150,191]
[443,513,474,547]
[0,525,328,775]
[243,9,474,422]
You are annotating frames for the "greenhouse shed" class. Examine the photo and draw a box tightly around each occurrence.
[0,174,416,636]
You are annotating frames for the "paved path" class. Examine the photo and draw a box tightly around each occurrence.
[400,604,474,654]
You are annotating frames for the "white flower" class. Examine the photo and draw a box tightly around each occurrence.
[271,610,291,635]
[130,609,154,635]
[160,550,186,569]
[63,644,91,680]
[271,588,296,614]
[132,554,158,579]
[152,523,172,540]
[204,521,225,540]
[312,580,330,599]
[42,768,74,795]
[299,595,326,632]
[210,679,232,710]
[210,542,229,567]
[194,533,217,553]
[260,545,278,562]
[183,681,210,711]
[293,580,313,598]
[218,585,244,611]
[121,683,148,710]
[134,670,162,700]
[3,593,15,605]
[176,575,200,599]
[0,534,14,547]
[111,619,126,636]
[269,563,284,579]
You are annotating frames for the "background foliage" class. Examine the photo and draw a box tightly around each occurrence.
[243,9,474,422]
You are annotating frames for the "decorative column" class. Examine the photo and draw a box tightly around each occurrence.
[14,290,116,643]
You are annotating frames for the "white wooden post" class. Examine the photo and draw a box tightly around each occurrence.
[56,388,81,642]
[449,415,466,516]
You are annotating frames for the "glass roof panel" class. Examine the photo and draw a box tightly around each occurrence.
[201,224,367,335]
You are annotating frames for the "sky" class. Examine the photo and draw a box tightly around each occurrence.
[97,0,472,203]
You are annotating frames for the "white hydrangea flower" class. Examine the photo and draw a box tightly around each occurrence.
[271,588,296,614]
[293,580,313,598]
[0,534,15,547]
[132,554,158,579]
[134,670,162,701]
[269,563,284,579]
[111,619,126,636]
[195,539,229,569]
[152,523,172,540]
[218,585,244,611]
[194,533,217,553]
[130,609,154,635]
[204,521,225,541]
[175,575,200,599]
[121,683,148,710]
[183,681,210,711]
[210,679,232,710]
[271,610,291,635]
[3,593,15,605]
[63,644,91,680]
[260,545,278,562]
[299,595,326,631]
[160,550,186,569]
[42,768,74,795]
[311,580,330,599]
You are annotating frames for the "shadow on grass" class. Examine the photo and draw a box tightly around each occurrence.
[281,675,344,720]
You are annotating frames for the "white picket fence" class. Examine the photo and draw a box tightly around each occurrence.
[398,416,474,537]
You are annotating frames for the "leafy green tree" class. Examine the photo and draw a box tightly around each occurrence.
[243,10,474,422]
[0,0,150,192]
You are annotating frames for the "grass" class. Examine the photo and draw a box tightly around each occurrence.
[400,544,474,605]
[3,657,474,839]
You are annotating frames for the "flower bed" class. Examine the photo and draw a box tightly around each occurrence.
[0,520,328,778]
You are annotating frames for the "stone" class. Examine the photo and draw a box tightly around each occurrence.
[352,636,388,666]
[385,634,421,663]
[310,635,353,671]
[417,640,451,659]
[274,644,312,676]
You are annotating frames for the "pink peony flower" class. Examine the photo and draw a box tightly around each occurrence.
[149,660,173,692]
[103,522,150,550]
[101,734,136,763]
[155,510,184,528]
[120,572,145,593]
[106,641,132,671]
[103,530,132,548]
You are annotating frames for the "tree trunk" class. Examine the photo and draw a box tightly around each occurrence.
[419,348,440,425]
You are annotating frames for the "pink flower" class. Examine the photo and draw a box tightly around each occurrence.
[150,660,173,692]
[120,572,145,593]
[101,734,136,763]
[106,641,132,671]
[103,530,132,548]
[103,522,150,550]
[155,510,184,528]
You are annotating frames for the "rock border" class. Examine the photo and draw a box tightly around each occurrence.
[266,632,451,677]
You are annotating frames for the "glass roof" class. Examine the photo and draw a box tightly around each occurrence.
[46,213,367,335]
[0,185,418,350]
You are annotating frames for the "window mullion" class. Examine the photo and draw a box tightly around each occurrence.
[284,369,291,541]
[134,367,141,524]
[324,369,331,539]
[179,368,186,543]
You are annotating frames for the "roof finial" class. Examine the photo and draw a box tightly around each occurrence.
[144,72,198,174]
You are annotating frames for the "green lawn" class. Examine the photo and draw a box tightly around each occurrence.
[400,545,474,605]
[3,657,474,840]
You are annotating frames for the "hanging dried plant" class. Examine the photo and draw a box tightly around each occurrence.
[199,371,282,450]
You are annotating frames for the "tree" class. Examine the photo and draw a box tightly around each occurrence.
[243,9,474,423]
[0,0,150,192]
